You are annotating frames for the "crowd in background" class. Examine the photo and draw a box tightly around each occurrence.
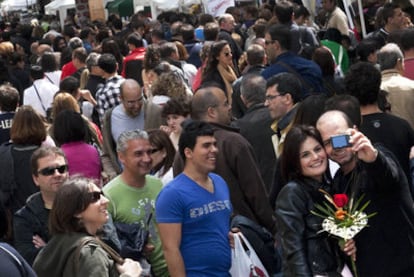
[0,0,414,275]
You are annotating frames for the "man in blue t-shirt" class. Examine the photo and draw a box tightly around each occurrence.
[156,120,232,276]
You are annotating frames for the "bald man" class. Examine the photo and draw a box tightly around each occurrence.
[316,110,414,276]
[101,79,162,179]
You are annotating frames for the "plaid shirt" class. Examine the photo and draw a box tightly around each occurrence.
[96,75,125,125]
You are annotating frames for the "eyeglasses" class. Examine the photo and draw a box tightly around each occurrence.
[89,191,105,203]
[38,165,68,176]
[224,52,232,57]
[265,94,283,101]
[265,40,275,45]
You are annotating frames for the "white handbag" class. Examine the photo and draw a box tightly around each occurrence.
[229,232,269,277]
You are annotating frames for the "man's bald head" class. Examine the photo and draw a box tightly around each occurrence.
[192,86,231,125]
[120,79,143,117]
[120,79,141,97]
[317,110,353,133]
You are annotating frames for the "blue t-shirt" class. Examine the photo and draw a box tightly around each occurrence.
[156,173,232,277]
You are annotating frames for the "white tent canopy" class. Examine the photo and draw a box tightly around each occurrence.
[45,0,75,14]
[1,0,36,12]
[151,0,200,11]
[45,0,76,28]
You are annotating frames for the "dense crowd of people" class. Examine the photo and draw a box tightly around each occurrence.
[0,0,414,276]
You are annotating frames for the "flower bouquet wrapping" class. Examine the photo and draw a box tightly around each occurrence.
[311,190,377,277]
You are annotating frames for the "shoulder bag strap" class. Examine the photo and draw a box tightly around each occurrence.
[44,74,54,84]
[33,84,47,113]
[74,236,124,273]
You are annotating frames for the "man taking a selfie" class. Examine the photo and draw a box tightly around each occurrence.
[316,110,414,276]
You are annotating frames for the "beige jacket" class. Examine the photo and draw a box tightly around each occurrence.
[381,69,414,129]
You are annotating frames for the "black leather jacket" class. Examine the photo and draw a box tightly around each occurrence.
[275,177,343,276]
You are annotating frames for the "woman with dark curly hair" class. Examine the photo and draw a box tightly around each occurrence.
[52,36,67,53]
[161,99,190,149]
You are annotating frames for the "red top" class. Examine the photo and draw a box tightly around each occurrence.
[60,61,77,80]
[121,47,146,78]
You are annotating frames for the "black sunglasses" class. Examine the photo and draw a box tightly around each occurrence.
[89,191,105,203]
[38,165,68,176]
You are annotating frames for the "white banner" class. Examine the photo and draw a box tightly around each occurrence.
[203,0,235,17]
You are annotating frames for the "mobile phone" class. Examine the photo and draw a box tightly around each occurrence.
[330,134,352,149]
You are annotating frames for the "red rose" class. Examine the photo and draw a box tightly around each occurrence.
[333,194,348,208]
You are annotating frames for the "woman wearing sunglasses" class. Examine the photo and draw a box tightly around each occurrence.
[33,176,142,277]
[148,129,176,186]
[201,40,238,105]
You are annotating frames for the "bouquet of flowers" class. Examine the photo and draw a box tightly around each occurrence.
[311,189,377,277]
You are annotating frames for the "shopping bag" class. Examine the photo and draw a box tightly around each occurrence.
[229,232,269,277]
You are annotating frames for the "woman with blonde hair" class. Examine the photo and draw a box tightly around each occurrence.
[50,92,103,148]
[151,71,191,105]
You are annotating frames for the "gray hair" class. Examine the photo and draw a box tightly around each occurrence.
[68,37,83,50]
[240,74,266,105]
[377,43,404,71]
[116,129,149,153]
[86,52,101,71]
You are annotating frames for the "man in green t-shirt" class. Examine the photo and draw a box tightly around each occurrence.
[103,129,168,277]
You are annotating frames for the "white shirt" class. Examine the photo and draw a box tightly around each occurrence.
[44,71,62,87]
[23,78,59,117]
